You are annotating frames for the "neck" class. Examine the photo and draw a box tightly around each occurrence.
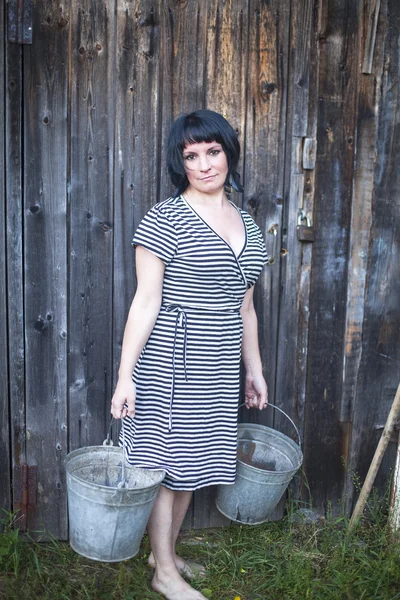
[183,187,228,208]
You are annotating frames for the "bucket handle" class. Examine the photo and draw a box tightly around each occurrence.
[103,415,128,489]
[239,402,302,450]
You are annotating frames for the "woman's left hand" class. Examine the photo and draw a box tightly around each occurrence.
[245,373,268,410]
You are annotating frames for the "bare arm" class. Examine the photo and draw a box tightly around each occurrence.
[111,246,165,419]
[240,286,268,410]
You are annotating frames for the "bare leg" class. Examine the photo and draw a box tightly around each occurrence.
[147,486,207,599]
[148,490,206,577]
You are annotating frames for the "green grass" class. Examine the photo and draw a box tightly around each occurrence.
[1,501,400,600]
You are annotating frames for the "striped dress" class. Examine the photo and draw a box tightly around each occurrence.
[121,195,268,491]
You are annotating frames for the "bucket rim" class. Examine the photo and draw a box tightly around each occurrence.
[237,423,303,474]
[65,445,166,492]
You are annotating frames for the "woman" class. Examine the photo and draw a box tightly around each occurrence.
[111,109,268,600]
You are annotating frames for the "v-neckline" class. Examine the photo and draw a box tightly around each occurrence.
[181,195,247,261]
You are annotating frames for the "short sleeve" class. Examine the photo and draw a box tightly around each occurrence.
[131,204,178,265]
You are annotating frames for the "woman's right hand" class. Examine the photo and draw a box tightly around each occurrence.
[111,378,136,419]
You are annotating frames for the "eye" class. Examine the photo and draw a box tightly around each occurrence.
[209,149,221,156]
[184,154,196,161]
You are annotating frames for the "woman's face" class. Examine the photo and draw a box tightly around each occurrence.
[182,140,229,194]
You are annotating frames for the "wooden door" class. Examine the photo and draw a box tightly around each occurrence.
[2,0,294,536]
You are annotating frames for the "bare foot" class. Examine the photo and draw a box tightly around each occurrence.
[148,552,206,579]
[152,568,207,599]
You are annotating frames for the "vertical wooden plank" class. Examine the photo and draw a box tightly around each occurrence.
[5,22,26,526]
[243,0,289,428]
[302,0,360,513]
[69,0,115,452]
[158,0,208,202]
[205,0,248,209]
[340,0,385,425]
[274,0,315,453]
[0,1,11,526]
[346,0,400,506]
[340,0,386,513]
[23,0,69,538]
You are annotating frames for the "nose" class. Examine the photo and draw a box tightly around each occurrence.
[199,153,211,172]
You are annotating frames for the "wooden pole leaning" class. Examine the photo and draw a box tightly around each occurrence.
[349,383,400,530]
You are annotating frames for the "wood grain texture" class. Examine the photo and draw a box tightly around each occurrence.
[23,0,69,538]
[302,0,360,512]
[0,1,11,526]
[274,0,315,459]
[5,27,26,528]
[68,0,115,452]
[292,0,314,138]
[340,0,386,427]
[362,0,381,74]
[346,0,400,509]
[243,0,289,429]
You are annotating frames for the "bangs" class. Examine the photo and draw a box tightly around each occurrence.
[178,114,224,151]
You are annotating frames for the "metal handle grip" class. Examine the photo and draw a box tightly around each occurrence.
[103,415,128,489]
[267,224,278,265]
[239,402,301,450]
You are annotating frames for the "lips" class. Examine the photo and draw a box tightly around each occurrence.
[201,175,216,181]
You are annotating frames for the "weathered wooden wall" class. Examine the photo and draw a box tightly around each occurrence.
[1,0,399,538]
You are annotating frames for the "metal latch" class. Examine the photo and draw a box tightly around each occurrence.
[297,209,315,243]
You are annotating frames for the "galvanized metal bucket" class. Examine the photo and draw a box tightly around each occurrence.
[216,404,303,525]
[65,420,165,562]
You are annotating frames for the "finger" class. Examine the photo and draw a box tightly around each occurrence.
[111,408,121,419]
[111,400,125,419]
[126,398,135,417]
[259,392,268,410]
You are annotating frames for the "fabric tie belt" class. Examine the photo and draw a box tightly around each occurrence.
[161,303,241,432]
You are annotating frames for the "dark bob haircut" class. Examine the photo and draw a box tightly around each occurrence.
[166,109,244,197]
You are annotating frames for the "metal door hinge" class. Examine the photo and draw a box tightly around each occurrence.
[13,464,37,530]
[7,0,33,44]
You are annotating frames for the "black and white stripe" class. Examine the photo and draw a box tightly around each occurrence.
[120,195,268,491]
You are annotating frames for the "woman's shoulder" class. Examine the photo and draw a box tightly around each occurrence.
[237,207,263,232]
[153,196,181,212]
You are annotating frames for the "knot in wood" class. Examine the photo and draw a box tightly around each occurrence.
[101,222,112,232]
[34,317,47,333]
[261,81,276,100]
